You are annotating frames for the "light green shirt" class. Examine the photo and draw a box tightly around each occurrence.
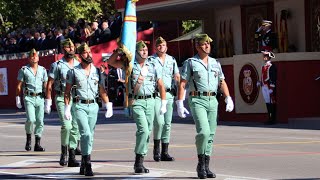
[150,53,179,90]
[48,57,80,92]
[181,54,225,93]
[129,58,162,96]
[17,64,48,93]
[66,64,103,100]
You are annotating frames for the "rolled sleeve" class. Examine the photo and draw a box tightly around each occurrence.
[66,69,74,85]
[17,68,24,82]
[217,62,225,81]
[48,63,57,79]
[180,60,191,81]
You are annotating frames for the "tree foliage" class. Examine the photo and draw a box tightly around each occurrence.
[0,0,116,33]
[182,20,201,34]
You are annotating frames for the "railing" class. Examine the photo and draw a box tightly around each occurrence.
[0,49,58,61]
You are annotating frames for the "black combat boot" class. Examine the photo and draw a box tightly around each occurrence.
[59,145,68,166]
[34,136,45,151]
[134,154,149,173]
[79,156,85,175]
[84,155,94,176]
[197,154,207,179]
[205,155,216,178]
[161,143,175,161]
[68,148,80,167]
[75,141,82,155]
[25,134,31,151]
[153,139,161,162]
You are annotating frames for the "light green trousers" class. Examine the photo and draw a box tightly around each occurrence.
[132,98,155,155]
[153,92,174,143]
[55,95,80,149]
[188,96,218,156]
[24,95,44,137]
[74,102,99,155]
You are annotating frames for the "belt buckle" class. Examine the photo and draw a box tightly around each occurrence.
[85,99,90,104]
[31,92,36,97]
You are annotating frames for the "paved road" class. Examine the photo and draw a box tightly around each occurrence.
[0,109,320,179]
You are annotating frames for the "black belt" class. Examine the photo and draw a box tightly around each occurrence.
[25,92,44,97]
[73,99,95,104]
[165,88,171,92]
[189,91,216,96]
[134,95,154,99]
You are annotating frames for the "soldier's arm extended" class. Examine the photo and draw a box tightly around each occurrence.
[64,83,72,105]
[99,85,109,103]
[46,78,54,99]
[157,79,166,100]
[220,79,231,98]
[16,80,23,96]
[107,52,125,69]
[178,79,187,100]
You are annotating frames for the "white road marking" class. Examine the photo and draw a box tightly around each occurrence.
[46,164,103,178]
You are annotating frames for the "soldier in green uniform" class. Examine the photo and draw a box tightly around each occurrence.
[150,37,180,162]
[176,34,234,179]
[16,49,48,152]
[107,41,167,174]
[45,38,81,167]
[64,43,113,176]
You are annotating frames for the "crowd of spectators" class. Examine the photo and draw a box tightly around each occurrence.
[0,13,123,56]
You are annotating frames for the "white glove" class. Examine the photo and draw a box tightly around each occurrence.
[16,96,22,109]
[44,99,52,114]
[175,100,189,118]
[105,102,113,118]
[268,89,273,94]
[256,81,261,87]
[160,100,167,115]
[140,66,148,76]
[225,96,234,112]
[64,104,72,120]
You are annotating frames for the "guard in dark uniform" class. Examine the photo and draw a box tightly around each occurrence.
[257,50,277,125]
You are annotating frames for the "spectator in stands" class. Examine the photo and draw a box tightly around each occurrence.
[46,30,57,50]
[99,22,111,43]
[110,12,122,39]
[74,18,86,44]
[16,32,26,52]
[67,23,76,42]
[89,21,101,46]
[54,28,65,54]
[39,32,48,51]
[24,31,36,52]
[34,32,41,50]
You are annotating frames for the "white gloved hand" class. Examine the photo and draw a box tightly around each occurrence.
[105,102,113,118]
[175,100,189,118]
[44,99,52,114]
[16,96,22,109]
[268,89,273,94]
[140,66,148,76]
[225,96,234,112]
[160,100,167,115]
[256,81,261,87]
[64,104,72,120]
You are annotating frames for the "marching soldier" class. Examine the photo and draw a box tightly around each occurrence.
[255,20,277,52]
[16,49,48,152]
[64,43,113,176]
[150,37,180,162]
[257,50,277,125]
[107,41,167,174]
[45,38,81,167]
[176,34,234,179]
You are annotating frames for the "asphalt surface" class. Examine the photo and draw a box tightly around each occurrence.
[0,108,319,180]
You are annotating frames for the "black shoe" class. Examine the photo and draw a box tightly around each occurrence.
[197,154,207,179]
[79,156,85,175]
[34,136,45,151]
[68,149,80,167]
[59,145,68,166]
[153,140,161,162]
[134,154,149,173]
[83,155,94,176]
[75,141,82,155]
[205,155,216,178]
[161,143,175,161]
[25,134,31,151]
